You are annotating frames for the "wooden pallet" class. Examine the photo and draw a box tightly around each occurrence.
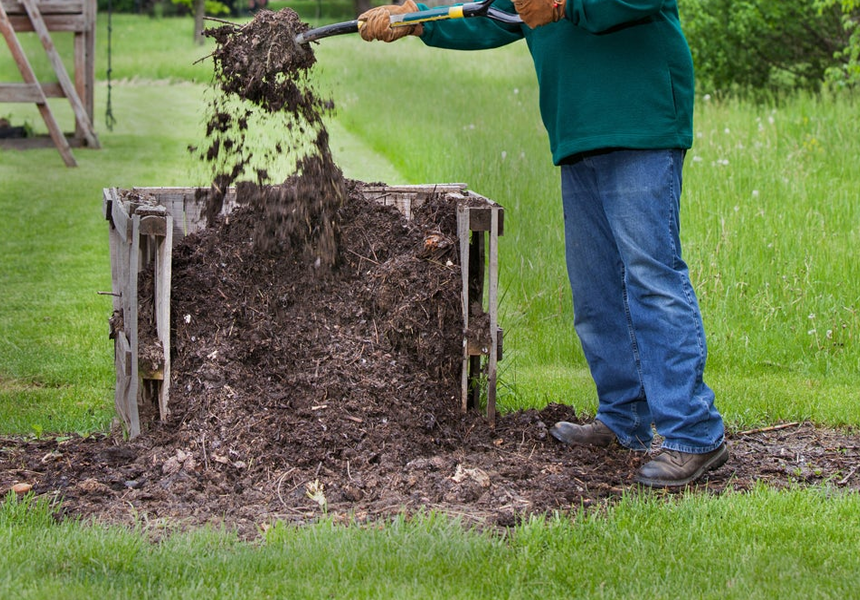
[0,0,98,166]
[104,185,504,438]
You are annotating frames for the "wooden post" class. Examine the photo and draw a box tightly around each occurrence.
[155,213,173,420]
[486,208,500,427]
[457,204,472,414]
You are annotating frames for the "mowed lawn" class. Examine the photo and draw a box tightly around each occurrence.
[1,12,859,599]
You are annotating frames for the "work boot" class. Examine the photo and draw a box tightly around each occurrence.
[549,419,616,447]
[634,443,729,488]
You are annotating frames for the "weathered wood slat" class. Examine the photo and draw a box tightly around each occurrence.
[1,0,85,15]
[105,188,131,244]
[365,183,467,194]
[363,184,468,220]
[74,0,93,138]
[6,13,83,30]
[486,209,500,427]
[138,213,167,237]
[457,205,472,414]
[113,331,133,430]
[127,215,142,438]
[108,188,137,434]
[467,205,505,234]
[0,81,65,100]
[156,216,173,420]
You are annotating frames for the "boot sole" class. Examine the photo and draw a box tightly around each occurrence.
[633,443,729,488]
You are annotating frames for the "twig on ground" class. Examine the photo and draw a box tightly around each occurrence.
[838,466,858,486]
[346,248,380,265]
[737,422,801,436]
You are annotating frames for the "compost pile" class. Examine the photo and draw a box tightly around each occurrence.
[3,9,860,537]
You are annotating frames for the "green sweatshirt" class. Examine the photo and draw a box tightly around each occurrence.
[419,0,694,165]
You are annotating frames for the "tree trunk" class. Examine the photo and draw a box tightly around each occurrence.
[353,0,373,16]
[193,0,206,45]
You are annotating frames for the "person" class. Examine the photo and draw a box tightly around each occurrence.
[357,0,728,487]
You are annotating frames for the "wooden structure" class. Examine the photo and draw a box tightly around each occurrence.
[104,184,504,439]
[0,0,99,166]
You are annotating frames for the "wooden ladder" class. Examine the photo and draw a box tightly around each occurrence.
[0,0,99,166]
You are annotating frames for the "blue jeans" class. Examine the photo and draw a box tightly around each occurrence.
[560,148,724,454]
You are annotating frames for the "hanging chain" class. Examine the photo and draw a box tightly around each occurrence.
[105,0,117,131]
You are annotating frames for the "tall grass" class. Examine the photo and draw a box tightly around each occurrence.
[685,95,859,376]
[683,95,860,427]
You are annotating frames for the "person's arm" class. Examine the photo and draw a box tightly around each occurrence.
[564,0,669,33]
[419,0,523,50]
[359,1,524,49]
[511,0,669,31]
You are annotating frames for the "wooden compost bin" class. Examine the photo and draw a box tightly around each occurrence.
[104,184,504,439]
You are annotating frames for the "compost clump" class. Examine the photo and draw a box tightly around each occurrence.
[199,8,343,267]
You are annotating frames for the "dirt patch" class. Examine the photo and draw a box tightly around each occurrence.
[197,9,343,268]
[2,415,859,537]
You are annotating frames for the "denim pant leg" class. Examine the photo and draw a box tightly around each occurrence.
[560,149,725,454]
[561,157,654,451]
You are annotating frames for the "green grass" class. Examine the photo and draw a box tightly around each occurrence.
[2,14,860,599]
[4,486,860,599]
[0,80,209,435]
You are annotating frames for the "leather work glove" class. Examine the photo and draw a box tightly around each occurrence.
[512,0,566,28]
[359,0,424,42]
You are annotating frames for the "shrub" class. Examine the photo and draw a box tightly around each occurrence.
[679,0,857,96]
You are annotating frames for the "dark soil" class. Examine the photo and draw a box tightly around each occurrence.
[3,8,859,539]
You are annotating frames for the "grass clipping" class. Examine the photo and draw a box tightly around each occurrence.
[198,9,345,268]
